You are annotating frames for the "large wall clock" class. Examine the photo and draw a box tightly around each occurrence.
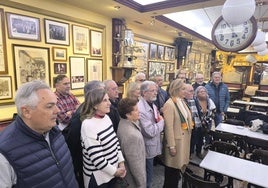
[211,16,257,52]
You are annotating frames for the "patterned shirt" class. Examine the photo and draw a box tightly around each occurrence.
[186,99,202,128]
[55,91,80,125]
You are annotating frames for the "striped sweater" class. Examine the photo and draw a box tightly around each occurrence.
[81,115,124,187]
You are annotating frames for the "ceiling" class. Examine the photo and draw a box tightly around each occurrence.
[55,0,268,52]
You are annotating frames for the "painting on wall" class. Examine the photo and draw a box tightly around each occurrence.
[0,9,7,74]
[69,56,85,89]
[52,47,67,61]
[87,59,102,81]
[73,25,89,54]
[45,19,69,45]
[6,12,40,41]
[0,76,12,100]
[13,45,50,88]
[90,30,102,56]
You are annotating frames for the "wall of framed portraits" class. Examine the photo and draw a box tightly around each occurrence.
[0,1,111,120]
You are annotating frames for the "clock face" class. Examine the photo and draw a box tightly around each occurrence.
[211,16,257,52]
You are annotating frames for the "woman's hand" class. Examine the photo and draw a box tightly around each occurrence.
[114,164,126,178]
[169,147,176,156]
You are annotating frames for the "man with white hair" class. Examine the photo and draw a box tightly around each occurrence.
[135,72,146,83]
[137,81,165,188]
[192,73,206,90]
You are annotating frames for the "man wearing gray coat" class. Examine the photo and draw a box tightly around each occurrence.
[137,81,165,188]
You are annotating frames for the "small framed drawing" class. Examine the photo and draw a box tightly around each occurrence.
[165,46,175,61]
[6,12,40,41]
[73,25,89,54]
[69,56,85,89]
[0,76,12,100]
[52,47,67,61]
[86,59,103,81]
[0,9,8,74]
[149,43,157,59]
[90,30,102,56]
[148,62,166,80]
[13,45,50,88]
[157,45,165,60]
[44,19,69,45]
[54,63,67,74]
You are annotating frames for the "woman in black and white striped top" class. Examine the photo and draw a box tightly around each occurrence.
[80,88,126,188]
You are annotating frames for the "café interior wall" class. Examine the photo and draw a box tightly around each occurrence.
[0,0,179,121]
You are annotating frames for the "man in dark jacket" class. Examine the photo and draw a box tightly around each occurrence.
[0,81,78,188]
[64,80,104,188]
[205,72,230,126]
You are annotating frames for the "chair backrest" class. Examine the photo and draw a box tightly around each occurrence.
[210,141,240,157]
[224,119,245,126]
[183,171,220,188]
[250,149,268,165]
[209,131,236,143]
[244,136,268,155]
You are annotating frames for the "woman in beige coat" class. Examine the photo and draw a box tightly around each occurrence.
[162,79,193,188]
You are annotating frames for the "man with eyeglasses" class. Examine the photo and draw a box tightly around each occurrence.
[54,74,80,131]
[104,79,121,132]
[137,81,165,188]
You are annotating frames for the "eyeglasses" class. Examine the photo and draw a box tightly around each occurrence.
[138,79,146,82]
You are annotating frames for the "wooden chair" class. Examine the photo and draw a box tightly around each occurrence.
[244,136,268,159]
[183,170,220,188]
[204,141,239,188]
[247,149,268,188]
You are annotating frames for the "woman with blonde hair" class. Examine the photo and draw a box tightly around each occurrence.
[126,82,141,101]
[162,79,193,188]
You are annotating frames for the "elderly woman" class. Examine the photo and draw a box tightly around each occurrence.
[126,82,141,101]
[117,98,146,188]
[162,79,193,188]
[80,88,126,188]
[194,86,216,148]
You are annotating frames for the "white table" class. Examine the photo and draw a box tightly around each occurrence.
[233,100,268,108]
[216,123,268,141]
[251,96,268,102]
[200,150,268,187]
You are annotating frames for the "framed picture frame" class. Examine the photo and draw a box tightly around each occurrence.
[164,46,175,61]
[0,76,12,100]
[54,62,67,74]
[52,47,67,61]
[73,25,89,54]
[86,58,103,81]
[69,56,85,89]
[157,45,165,60]
[44,19,69,45]
[149,43,157,59]
[13,45,50,88]
[0,9,8,74]
[90,30,102,56]
[148,62,166,80]
[6,12,40,41]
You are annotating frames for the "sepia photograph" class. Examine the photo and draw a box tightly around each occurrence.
[13,45,50,88]
[0,76,12,100]
[52,47,67,61]
[0,9,7,74]
[54,63,67,74]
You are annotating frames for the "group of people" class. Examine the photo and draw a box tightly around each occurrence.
[0,70,230,188]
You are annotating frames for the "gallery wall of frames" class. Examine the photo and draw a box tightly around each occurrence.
[0,6,105,106]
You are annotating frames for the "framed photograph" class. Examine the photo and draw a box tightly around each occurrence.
[69,56,85,89]
[0,9,8,74]
[52,47,67,61]
[0,76,12,100]
[157,45,165,60]
[6,12,40,41]
[90,30,103,56]
[149,43,157,59]
[165,46,175,61]
[13,45,50,88]
[45,19,69,45]
[148,62,166,80]
[73,25,89,54]
[87,59,103,81]
[54,63,67,74]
